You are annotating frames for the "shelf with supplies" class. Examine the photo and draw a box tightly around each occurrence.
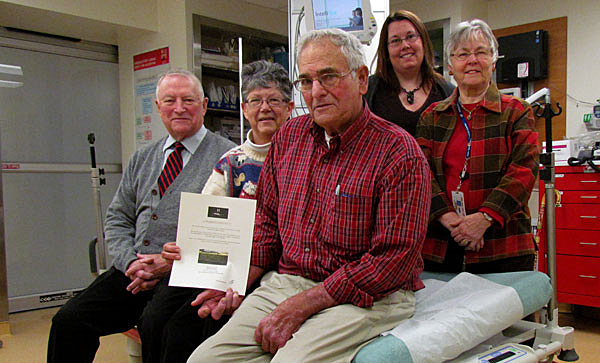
[193,14,288,145]
[206,108,239,116]
[201,64,239,80]
[204,114,250,146]
[201,53,239,73]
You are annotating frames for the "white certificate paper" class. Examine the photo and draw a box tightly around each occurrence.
[169,192,256,294]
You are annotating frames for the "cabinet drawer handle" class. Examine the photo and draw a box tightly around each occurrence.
[579,242,598,246]
[581,180,599,183]
[578,275,597,279]
[579,216,598,219]
[580,196,598,199]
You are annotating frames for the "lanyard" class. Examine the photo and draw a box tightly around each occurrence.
[455,101,472,189]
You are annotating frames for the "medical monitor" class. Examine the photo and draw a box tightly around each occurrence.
[497,30,548,82]
[304,0,377,44]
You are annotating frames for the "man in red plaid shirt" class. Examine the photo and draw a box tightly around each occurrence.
[187,28,431,363]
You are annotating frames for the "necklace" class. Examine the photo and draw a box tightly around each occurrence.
[399,80,423,104]
[461,104,481,120]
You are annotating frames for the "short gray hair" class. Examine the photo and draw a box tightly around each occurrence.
[155,69,204,100]
[241,60,292,101]
[445,19,499,67]
[296,28,365,71]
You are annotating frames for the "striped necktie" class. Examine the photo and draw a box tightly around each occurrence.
[158,142,185,197]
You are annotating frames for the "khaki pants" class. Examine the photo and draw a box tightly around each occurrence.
[187,272,415,363]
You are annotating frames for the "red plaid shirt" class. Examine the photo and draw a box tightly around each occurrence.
[251,104,431,307]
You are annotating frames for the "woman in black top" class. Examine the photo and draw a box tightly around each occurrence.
[365,10,454,136]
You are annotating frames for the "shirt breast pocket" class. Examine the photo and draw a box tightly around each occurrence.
[326,187,375,255]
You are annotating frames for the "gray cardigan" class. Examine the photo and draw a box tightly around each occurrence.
[105,131,236,273]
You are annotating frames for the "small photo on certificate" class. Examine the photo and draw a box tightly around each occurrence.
[169,192,256,294]
[197,249,228,265]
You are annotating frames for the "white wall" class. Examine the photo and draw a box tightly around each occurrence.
[0,0,158,44]
[187,0,287,37]
[0,0,156,29]
[392,0,600,138]
[391,0,470,35]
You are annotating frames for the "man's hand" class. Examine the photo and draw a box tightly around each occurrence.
[161,242,181,265]
[191,288,244,320]
[254,284,336,354]
[190,266,265,320]
[125,253,172,294]
[451,212,492,249]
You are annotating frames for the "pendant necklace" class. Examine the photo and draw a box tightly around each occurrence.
[462,104,481,120]
[399,80,423,104]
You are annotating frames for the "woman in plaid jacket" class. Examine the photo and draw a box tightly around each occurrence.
[416,19,539,273]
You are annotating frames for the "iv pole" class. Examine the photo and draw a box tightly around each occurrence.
[525,88,559,319]
[525,89,579,361]
[88,133,107,276]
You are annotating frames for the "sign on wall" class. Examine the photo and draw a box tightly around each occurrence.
[133,47,170,149]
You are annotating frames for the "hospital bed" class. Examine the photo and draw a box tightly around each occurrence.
[111,270,572,363]
[93,256,575,363]
[354,270,575,363]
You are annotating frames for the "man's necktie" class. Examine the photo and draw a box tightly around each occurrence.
[157,142,185,197]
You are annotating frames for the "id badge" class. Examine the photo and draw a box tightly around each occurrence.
[451,190,466,217]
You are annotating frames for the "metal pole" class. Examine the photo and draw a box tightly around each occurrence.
[238,36,244,144]
[540,100,561,325]
[88,133,107,274]
[544,153,558,325]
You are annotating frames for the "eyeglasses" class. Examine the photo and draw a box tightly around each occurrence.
[245,97,286,109]
[293,70,354,92]
[387,33,420,47]
[451,49,493,61]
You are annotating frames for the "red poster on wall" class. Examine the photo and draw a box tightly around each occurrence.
[133,47,170,149]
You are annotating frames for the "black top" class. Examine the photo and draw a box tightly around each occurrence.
[365,75,455,137]
[371,81,444,136]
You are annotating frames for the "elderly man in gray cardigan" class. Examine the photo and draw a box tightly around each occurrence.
[47,69,235,363]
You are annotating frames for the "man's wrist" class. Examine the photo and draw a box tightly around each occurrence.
[296,284,336,317]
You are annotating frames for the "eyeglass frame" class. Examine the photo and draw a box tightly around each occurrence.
[292,69,355,92]
[244,97,288,109]
[450,48,493,62]
[387,32,421,47]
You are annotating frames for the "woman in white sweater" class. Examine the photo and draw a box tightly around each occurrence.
[202,60,294,198]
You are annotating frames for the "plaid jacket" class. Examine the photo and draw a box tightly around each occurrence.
[416,83,539,264]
